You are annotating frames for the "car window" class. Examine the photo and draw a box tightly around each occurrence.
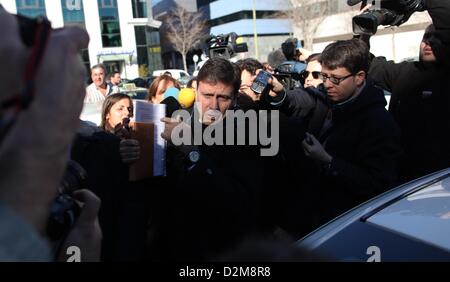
[367,176,450,251]
[298,219,450,261]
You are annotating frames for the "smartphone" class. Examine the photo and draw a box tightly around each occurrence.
[250,70,272,94]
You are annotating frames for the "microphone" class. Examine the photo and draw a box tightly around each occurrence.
[347,0,363,6]
[160,96,182,118]
[178,88,196,108]
[163,87,180,100]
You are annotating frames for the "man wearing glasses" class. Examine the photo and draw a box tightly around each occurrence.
[265,39,401,236]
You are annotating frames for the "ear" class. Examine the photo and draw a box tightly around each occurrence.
[355,71,366,86]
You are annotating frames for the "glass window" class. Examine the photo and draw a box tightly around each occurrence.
[61,0,85,27]
[368,176,450,251]
[134,26,162,76]
[97,0,122,47]
[135,26,147,45]
[102,34,122,47]
[209,11,284,27]
[16,0,46,18]
[80,48,91,80]
[131,0,147,18]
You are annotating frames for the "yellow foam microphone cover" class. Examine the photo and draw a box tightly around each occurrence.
[178,88,196,108]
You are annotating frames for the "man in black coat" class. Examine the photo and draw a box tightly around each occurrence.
[266,39,401,233]
[158,58,267,261]
[369,0,450,182]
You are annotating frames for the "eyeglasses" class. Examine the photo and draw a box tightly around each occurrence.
[301,71,323,80]
[321,73,354,85]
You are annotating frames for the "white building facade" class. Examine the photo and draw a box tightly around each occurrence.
[200,0,292,62]
[1,0,163,78]
[310,4,432,62]
[201,0,431,63]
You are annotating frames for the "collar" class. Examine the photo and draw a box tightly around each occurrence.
[332,80,366,108]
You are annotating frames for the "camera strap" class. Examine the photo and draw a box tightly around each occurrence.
[0,16,51,143]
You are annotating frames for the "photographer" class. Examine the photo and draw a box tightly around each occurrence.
[0,7,101,261]
[265,39,401,236]
[366,0,450,182]
[281,38,306,74]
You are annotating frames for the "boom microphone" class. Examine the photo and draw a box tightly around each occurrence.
[163,87,180,100]
[178,88,196,109]
[160,96,182,118]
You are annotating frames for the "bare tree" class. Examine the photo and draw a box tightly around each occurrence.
[285,0,360,51]
[287,0,331,51]
[164,5,207,73]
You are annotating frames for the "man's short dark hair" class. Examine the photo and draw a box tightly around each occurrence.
[197,57,241,96]
[236,58,264,76]
[267,48,287,69]
[319,39,369,74]
[281,39,297,61]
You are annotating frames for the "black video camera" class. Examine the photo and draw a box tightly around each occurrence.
[273,60,305,90]
[271,38,306,90]
[273,69,303,91]
[350,0,426,35]
[46,160,88,242]
[207,32,248,60]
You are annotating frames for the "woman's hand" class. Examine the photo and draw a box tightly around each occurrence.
[119,139,140,164]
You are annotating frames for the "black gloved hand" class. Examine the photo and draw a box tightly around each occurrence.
[348,0,426,11]
[397,0,426,12]
[347,0,364,6]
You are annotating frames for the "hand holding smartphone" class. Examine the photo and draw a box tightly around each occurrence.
[250,70,272,94]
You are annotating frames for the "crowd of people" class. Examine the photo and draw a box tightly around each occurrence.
[0,0,449,262]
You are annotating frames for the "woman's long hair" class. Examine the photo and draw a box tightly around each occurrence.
[146,74,180,102]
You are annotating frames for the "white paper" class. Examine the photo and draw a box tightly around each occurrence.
[132,100,167,177]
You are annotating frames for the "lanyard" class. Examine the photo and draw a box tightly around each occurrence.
[0,15,52,143]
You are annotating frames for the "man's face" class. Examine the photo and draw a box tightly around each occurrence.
[196,80,234,125]
[420,33,437,63]
[91,68,106,88]
[111,73,121,85]
[321,66,364,102]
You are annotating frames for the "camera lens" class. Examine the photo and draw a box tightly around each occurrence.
[58,160,88,194]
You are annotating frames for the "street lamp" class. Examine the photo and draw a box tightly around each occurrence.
[193,54,199,72]
[252,0,259,60]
